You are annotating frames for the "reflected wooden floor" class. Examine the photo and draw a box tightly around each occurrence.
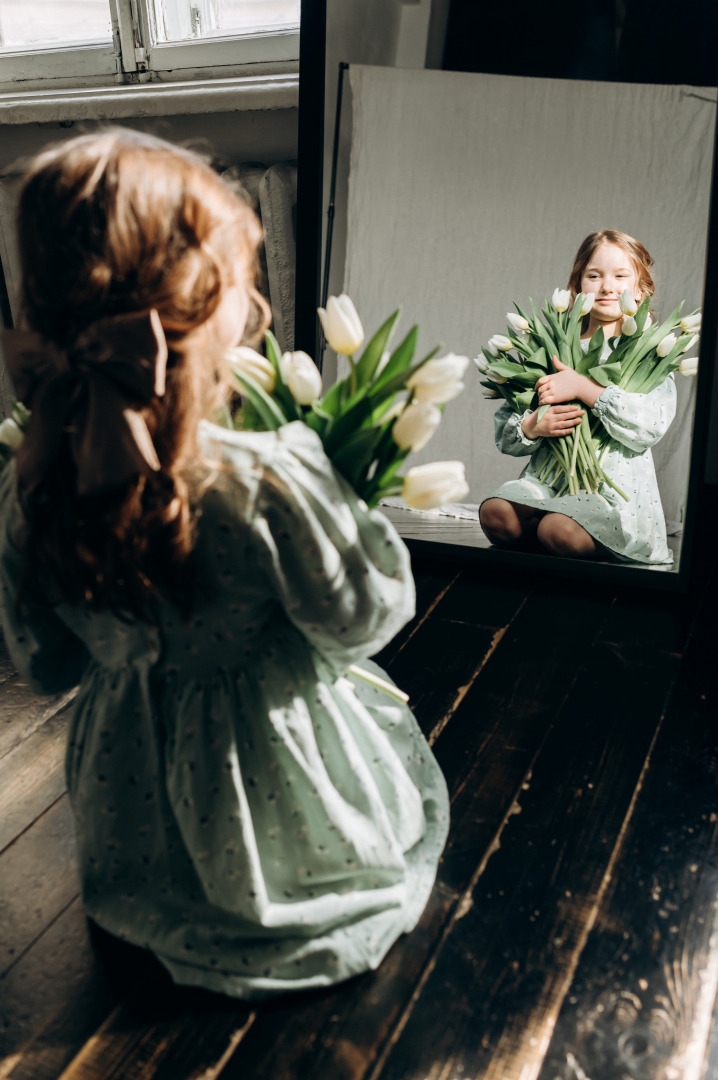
[0,488,716,1080]
[380,502,684,565]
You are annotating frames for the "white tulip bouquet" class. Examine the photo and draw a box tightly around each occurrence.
[475,289,701,500]
[229,295,470,510]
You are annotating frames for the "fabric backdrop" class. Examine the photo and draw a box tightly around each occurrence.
[342,65,716,524]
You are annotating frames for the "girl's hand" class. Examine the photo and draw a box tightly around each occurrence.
[535,357,604,408]
[522,403,585,440]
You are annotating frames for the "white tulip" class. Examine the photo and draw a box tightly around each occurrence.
[683,334,699,353]
[486,371,508,384]
[551,288,571,313]
[402,461,469,510]
[317,294,364,354]
[481,388,501,399]
[280,350,323,405]
[0,417,23,450]
[618,289,638,316]
[227,346,276,394]
[679,356,698,376]
[506,313,530,333]
[474,355,491,373]
[392,402,441,452]
[680,313,702,334]
[488,334,512,352]
[407,353,469,404]
[621,316,637,336]
[578,293,595,316]
[656,333,677,358]
[486,340,499,358]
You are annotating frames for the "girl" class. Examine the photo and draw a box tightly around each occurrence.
[0,131,449,998]
[479,229,676,565]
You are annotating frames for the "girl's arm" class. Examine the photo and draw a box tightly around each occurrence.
[494,401,543,456]
[0,466,90,693]
[494,400,585,454]
[534,357,677,452]
[591,377,677,452]
[248,424,415,675]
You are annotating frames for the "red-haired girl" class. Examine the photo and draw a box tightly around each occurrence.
[0,130,448,998]
[480,229,676,565]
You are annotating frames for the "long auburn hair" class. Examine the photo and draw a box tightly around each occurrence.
[567,228,656,311]
[16,129,269,618]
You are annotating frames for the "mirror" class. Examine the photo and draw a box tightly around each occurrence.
[295,0,718,591]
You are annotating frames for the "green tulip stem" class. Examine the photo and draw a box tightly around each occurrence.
[347,354,357,396]
[347,664,409,703]
[569,426,581,478]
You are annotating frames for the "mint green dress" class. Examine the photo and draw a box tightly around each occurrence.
[0,421,449,998]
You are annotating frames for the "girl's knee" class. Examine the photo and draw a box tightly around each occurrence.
[479,499,523,544]
[537,514,596,557]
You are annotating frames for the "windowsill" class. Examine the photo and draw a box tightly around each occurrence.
[0,69,299,125]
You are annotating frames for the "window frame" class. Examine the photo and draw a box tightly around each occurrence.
[0,0,300,91]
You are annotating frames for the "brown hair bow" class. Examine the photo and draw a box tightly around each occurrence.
[1,309,168,500]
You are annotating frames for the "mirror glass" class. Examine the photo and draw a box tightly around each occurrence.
[312,1,717,584]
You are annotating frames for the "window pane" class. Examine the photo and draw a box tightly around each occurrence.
[215,0,299,33]
[156,0,299,43]
[0,0,112,50]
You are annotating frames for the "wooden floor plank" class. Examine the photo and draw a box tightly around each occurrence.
[0,797,78,981]
[539,569,718,1080]
[376,561,462,666]
[365,591,686,1080]
[0,708,70,853]
[0,900,115,1076]
[0,681,76,762]
[378,568,532,745]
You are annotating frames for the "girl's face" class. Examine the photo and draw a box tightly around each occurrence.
[580,242,640,328]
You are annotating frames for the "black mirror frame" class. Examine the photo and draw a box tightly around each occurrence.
[294,0,717,593]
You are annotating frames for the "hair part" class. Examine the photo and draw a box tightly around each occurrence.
[16,128,270,618]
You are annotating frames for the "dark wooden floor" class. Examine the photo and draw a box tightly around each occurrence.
[1,490,717,1080]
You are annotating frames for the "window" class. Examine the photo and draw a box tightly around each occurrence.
[0,0,300,90]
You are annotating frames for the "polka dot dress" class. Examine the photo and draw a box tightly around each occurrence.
[482,349,677,566]
[0,422,449,999]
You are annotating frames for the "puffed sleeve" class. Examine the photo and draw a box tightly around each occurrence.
[0,462,89,693]
[494,401,542,457]
[248,422,415,674]
[591,377,677,452]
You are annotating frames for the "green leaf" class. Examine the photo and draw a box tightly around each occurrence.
[634,295,651,334]
[588,361,622,387]
[575,326,605,376]
[526,346,548,370]
[569,292,586,325]
[264,329,283,371]
[260,330,303,420]
[331,425,385,490]
[234,372,288,430]
[373,326,424,392]
[514,388,536,410]
[529,299,560,360]
[537,403,551,421]
[354,309,402,385]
